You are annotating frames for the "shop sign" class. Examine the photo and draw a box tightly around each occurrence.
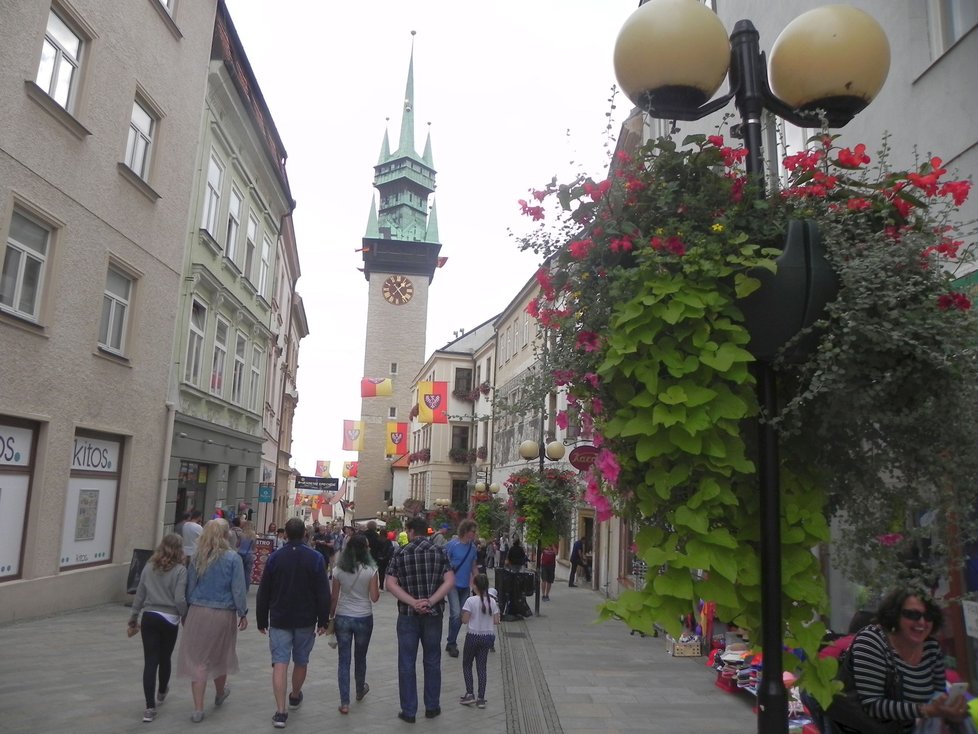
[0,424,33,467]
[568,445,598,471]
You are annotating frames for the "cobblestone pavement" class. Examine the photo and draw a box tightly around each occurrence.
[0,578,756,733]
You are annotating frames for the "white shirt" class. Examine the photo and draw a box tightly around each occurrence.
[182,521,202,557]
[463,593,499,634]
[333,564,377,618]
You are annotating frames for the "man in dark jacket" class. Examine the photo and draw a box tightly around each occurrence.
[257,518,331,729]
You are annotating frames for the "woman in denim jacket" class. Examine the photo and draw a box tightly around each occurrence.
[176,519,248,723]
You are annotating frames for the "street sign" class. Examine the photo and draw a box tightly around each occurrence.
[295,476,339,493]
[258,484,273,503]
[569,445,598,471]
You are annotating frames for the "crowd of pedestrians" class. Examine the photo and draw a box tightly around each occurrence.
[127,514,526,728]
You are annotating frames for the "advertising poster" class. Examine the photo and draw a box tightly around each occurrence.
[251,537,275,586]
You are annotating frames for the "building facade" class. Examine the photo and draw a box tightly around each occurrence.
[0,0,218,620]
[163,2,295,533]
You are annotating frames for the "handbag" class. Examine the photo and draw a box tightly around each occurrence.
[824,645,904,734]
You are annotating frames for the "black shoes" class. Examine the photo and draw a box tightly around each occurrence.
[425,708,441,719]
[398,712,416,723]
[446,643,459,658]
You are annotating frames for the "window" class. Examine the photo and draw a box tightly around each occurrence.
[258,234,272,295]
[451,479,468,507]
[210,318,228,395]
[929,0,978,56]
[231,331,246,404]
[184,299,206,384]
[506,326,513,362]
[249,345,262,411]
[522,310,529,347]
[201,152,223,236]
[485,357,491,381]
[125,99,155,179]
[451,425,470,451]
[389,407,397,419]
[36,9,82,110]
[98,267,132,353]
[244,213,259,280]
[225,188,241,257]
[2,210,50,321]
[454,367,473,394]
[390,361,398,375]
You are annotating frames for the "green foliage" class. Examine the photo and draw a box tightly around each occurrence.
[517,130,978,703]
[473,497,509,541]
[505,467,578,547]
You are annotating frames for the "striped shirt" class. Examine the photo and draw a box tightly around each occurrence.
[850,624,945,730]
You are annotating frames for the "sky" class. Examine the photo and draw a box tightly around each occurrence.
[223,0,640,477]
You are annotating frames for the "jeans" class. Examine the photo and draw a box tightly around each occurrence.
[140,612,179,709]
[446,586,469,647]
[335,615,374,706]
[396,613,443,716]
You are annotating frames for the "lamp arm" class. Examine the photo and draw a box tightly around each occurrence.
[643,88,736,123]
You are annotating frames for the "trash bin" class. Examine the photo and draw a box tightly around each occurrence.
[494,567,516,619]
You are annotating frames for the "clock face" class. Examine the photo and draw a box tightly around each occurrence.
[382,275,414,305]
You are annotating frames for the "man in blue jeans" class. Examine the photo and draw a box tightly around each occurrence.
[256,518,331,729]
[386,516,455,723]
[444,519,478,658]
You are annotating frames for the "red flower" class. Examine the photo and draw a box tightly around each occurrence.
[568,238,593,260]
[836,144,870,168]
[707,135,724,148]
[940,180,972,206]
[846,198,872,211]
[582,179,612,202]
[525,299,540,318]
[720,146,749,168]
[783,149,822,172]
[518,199,545,220]
[937,293,971,311]
[535,267,555,299]
[532,189,549,202]
[609,235,633,253]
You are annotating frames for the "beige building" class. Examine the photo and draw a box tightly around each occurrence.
[0,0,218,620]
[163,2,297,534]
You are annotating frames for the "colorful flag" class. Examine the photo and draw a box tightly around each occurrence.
[342,461,359,478]
[417,381,448,424]
[342,420,365,451]
[294,492,303,507]
[386,422,409,456]
[361,377,393,397]
[315,460,330,477]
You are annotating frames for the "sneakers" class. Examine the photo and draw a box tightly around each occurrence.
[288,691,303,709]
[191,711,205,723]
[356,683,370,701]
[272,711,288,728]
[446,643,459,658]
[397,711,416,723]
[214,685,230,706]
[476,699,487,709]
[543,595,550,601]
[459,694,476,706]
[142,708,157,723]
[156,687,168,704]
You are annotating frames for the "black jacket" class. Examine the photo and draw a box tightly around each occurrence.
[256,541,331,630]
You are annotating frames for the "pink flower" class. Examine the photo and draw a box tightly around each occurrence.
[877,533,904,547]
[555,410,569,430]
[594,449,620,485]
[568,239,593,260]
[575,331,601,352]
[583,372,600,389]
[518,199,545,221]
[583,179,612,202]
[552,369,575,386]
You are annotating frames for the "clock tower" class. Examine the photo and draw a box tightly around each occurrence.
[358,35,441,517]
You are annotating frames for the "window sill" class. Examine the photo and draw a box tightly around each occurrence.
[221,257,242,278]
[94,346,132,367]
[117,163,161,201]
[198,228,223,257]
[147,0,183,40]
[0,308,47,337]
[24,81,91,140]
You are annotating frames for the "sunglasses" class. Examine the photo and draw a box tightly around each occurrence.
[901,609,937,623]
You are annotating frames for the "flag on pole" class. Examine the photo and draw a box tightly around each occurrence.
[315,460,330,477]
[294,492,303,506]
[342,461,359,478]
[330,480,350,505]
[361,377,394,397]
[417,381,448,424]
[386,422,409,456]
[342,420,365,451]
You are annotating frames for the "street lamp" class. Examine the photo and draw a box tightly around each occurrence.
[613,3,889,733]
[519,436,566,616]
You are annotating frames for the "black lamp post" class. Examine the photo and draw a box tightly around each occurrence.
[613,3,889,733]
[518,433,566,616]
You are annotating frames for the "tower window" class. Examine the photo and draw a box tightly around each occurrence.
[389,407,397,419]
[390,362,398,375]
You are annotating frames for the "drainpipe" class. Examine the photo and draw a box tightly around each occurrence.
[156,400,176,545]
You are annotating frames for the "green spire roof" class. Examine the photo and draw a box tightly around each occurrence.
[377,125,391,165]
[364,198,380,238]
[396,32,417,158]
[425,199,439,243]
[422,125,434,167]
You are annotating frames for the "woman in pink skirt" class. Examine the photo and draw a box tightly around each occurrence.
[177,519,248,723]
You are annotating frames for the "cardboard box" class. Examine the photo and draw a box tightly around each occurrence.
[666,635,703,657]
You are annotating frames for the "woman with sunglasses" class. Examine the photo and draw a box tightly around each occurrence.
[845,589,968,732]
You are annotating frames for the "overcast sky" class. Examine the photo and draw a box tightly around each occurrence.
[223,0,640,476]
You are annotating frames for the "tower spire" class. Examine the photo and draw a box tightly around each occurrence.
[396,31,417,157]
[422,122,434,167]
[377,118,391,164]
